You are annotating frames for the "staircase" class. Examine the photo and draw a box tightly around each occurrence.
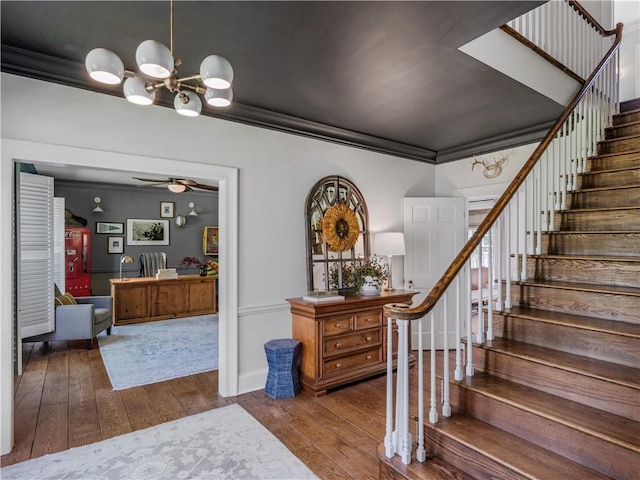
[380,99,640,479]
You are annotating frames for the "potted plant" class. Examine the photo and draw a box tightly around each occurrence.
[329,256,388,295]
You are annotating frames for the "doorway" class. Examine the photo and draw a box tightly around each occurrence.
[0,139,239,455]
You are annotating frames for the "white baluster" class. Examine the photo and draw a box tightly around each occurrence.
[384,316,394,458]
[416,315,425,462]
[466,264,475,377]
[520,189,528,281]
[476,246,485,344]
[442,292,451,417]
[429,311,438,424]
[505,202,512,309]
[487,227,494,341]
[455,274,464,382]
[495,215,503,311]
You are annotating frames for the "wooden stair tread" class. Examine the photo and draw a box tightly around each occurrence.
[459,372,640,451]
[529,253,640,262]
[607,119,640,129]
[597,133,640,143]
[543,229,639,235]
[580,165,639,175]
[513,278,640,296]
[429,415,612,479]
[589,150,640,159]
[497,305,640,337]
[479,338,640,388]
[558,205,639,213]
[572,183,640,193]
[376,444,475,480]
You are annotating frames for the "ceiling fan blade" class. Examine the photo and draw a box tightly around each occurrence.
[136,182,171,187]
[133,177,170,183]
[191,183,219,192]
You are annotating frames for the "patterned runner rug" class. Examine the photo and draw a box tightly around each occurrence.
[1,403,318,479]
[97,314,218,390]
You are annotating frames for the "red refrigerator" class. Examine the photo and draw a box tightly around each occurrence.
[65,226,91,296]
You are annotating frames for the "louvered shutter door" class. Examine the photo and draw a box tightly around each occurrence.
[18,173,55,338]
[53,197,65,292]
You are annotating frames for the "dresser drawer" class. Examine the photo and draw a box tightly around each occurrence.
[354,310,382,330]
[323,347,382,377]
[322,315,352,336]
[323,329,381,356]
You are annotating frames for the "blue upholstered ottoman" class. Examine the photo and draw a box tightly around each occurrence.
[264,338,302,399]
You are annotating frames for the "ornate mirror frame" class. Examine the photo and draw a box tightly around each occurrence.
[304,176,370,291]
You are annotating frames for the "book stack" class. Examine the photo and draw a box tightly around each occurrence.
[156,268,178,280]
[302,291,345,303]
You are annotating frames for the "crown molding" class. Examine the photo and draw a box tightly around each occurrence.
[1,45,438,164]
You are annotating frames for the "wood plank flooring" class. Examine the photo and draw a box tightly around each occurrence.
[2,340,457,479]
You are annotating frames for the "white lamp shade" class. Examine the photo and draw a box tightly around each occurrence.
[124,77,156,105]
[374,232,405,256]
[205,87,233,107]
[135,40,174,79]
[174,90,202,117]
[168,183,188,193]
[200,55,234,89]
[85,48,124,84]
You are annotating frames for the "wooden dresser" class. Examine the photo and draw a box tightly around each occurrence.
[110,275,217,325]
[287,290,417,396]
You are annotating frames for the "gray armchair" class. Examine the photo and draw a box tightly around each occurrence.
[24,296,113,349]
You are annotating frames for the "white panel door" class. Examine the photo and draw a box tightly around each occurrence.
[404,197,466,350]
[18,172,55,339]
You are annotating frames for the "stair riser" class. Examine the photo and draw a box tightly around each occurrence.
[554,208,640,231]
[619,100,640,113]
[449,384,638,480]
[614,110,640,125]
[568,186,640,209]
[492,314,639,368]
[424,428,529,480]
[472,346,640,421]
[588,151,640,170]
[509,283,639,323]
[597,136,640,155]
[578,168,640,188]
[605,122,640,139]
[526,257,640,288]
[541,232,640,256]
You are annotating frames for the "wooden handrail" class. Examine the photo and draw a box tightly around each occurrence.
[385,22,623,321]
[567,0,617,36]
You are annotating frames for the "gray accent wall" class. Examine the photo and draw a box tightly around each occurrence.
[54,180,218,295]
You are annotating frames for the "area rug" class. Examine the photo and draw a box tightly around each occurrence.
[97,314,218,390]
[1,403,319,480]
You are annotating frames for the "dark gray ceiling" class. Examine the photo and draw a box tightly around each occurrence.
[1,1,562,163]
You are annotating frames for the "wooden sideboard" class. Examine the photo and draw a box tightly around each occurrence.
[287,290,417,397]
[110,275,217,325]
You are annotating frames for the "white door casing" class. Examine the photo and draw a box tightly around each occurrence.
[403,197,466,350]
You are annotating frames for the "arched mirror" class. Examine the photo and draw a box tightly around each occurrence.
[305,176,370,292]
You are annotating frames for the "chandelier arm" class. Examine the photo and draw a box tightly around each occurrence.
[177,82,207,95]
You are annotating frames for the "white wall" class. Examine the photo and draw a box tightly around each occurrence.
[434,143,536,199]
[0,73,435,454]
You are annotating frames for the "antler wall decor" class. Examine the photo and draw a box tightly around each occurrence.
[471,153,507,179]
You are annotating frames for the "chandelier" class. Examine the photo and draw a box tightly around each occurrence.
[84,0,233,117]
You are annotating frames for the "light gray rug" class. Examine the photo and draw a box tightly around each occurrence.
[1,404,318,480]
[97,315,218,390]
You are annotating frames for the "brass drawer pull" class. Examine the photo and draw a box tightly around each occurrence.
[336,363,342,368]
[335,342,342,348]
[335,323,342,328]
[366,355,372,360]
[366,336,372,341]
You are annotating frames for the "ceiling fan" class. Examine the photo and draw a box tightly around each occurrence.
[133,177,218,193]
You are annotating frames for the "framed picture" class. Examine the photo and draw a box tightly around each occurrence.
[127,219,170,245]
[160,201,175,218]
[203,226,219,255]
[96,222,124,234]
[107,236,124,254]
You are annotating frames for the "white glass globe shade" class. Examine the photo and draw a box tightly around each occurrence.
[200,55,234,89]
[85,48,124,84]
[135,40,174,79]
[205,87,233,107]
[124,77,156,105]
[174,91,202,117]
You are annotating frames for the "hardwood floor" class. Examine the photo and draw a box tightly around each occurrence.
[2,340,452,479]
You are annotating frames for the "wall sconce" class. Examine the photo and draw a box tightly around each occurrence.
[374,232,405,291]
[119,254,135,280]
[92,196,104,212]
[188,202,198,216]
[176,215,187,228]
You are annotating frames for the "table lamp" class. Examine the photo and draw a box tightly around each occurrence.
[374,232,405,291]
[119,255,135,281]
